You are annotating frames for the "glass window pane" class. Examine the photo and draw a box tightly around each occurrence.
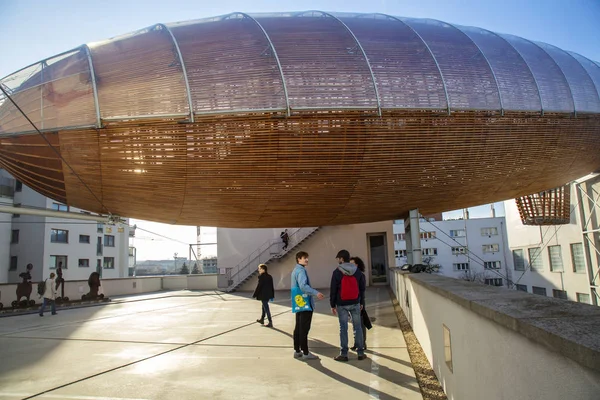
[548,245,563,272]
[528,247,543,271]
[570,243,586,273]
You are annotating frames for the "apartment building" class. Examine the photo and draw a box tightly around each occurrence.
[503,175,600,305]
[4,176,130,283]
[393,216,513,287]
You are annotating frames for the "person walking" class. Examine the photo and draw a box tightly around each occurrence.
[39,272,57,316]
[280,229,289,251]
[330,249,366,361]
[291,251,324,361]
[253,263,275,328]
[350,256,372,351]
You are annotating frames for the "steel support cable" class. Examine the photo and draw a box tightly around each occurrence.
[379,14,451,115]
[418,224,513,283]
[0,84,112,216]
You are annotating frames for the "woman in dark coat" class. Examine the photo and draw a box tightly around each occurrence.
[253,263,275,328]
[350,256,372,350]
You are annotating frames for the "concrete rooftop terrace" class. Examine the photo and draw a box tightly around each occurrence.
[0,288,422,400]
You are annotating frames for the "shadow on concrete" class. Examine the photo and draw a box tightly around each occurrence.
[271,327,420,395]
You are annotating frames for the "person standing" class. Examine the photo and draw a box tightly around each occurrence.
[330,249,366,361]
[253,263,275,328]
[280,229,289,251]
[39,272,57,316]
[292,251,324,360]
[350,256,372,351]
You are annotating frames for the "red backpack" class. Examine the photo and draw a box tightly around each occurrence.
[340,274,359,301]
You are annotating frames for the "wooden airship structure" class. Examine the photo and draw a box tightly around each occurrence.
[0,12,599,228]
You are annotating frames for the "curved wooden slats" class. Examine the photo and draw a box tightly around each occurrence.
[401,18,501,111]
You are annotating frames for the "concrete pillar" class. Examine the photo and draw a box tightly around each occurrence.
[405,209,422,265]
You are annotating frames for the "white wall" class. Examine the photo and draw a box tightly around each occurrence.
[504,188,593,302]
[187,274,218,290]
[390,271,600,400]
[0,196,11,283]
[217,227,287,269]
[238,221,394,291]
[394,217,513,286]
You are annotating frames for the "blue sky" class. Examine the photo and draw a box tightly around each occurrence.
[1,0,597,259]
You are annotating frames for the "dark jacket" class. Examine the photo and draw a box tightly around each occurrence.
[253,273,275,301]
[330,263,366,308]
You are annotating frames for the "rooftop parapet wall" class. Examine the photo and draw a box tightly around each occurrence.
[390,270,600,400]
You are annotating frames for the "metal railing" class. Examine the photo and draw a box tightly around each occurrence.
[226,227,318,291]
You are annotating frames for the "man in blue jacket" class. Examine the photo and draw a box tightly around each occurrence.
[291,251,324,360]
[330,249,366,361]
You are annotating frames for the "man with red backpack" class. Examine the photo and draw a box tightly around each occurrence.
[330,249,366,361]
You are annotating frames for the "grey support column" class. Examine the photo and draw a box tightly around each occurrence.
[405,209,422,265]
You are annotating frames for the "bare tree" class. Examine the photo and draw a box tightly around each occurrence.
[460,269,488,284]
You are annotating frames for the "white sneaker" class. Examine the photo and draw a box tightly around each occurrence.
[293,351,303,359]
[301,353,320,361]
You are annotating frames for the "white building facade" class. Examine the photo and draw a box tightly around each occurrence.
[393,217,513,287]
[504,175,600,305]
[5,177,130,283]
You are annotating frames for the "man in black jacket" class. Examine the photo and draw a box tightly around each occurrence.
[330,249,366,361]
[253,264,275,328]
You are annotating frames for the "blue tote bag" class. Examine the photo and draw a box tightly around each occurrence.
[291,287,313,313]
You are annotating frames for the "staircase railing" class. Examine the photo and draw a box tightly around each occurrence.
[226,227,318,291]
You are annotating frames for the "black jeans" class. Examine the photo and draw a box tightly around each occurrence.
[293,311,313,355]
[260,299,272,322]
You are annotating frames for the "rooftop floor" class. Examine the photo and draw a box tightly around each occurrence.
[0,287,422,400]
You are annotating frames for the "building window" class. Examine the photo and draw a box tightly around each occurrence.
[420,231,436,239]
[443,324,453,373]
[516,284,528,292]
[97,223,104,233]
[552,289,568,300]
[394,233,406,241]
[482,244,499,253]
[484,261,501,269]
[10,256,18,271]
[532,286,547,296]
[576,293,590,304]
[79,235,90,244]
[50,229,69,243]
[453,263,470,271]
[103,257,115,269]
[570,243,585,273]
[513,249,525,271]
[485,278,503,287]
[394,250,407,258]
[11,229,19,244]
[548,245,563,272]
[528,247,543,271]
[449,229,465,238]
[481,227,498,236]
[78,259,90,268]
[51,202,68,212]
[104,235,115,247]
[15,180,22,192]
[422,248,438,256]
[50,255,68,269]
[451,246,467,255]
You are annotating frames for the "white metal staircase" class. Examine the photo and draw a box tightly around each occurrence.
[225,227,319,293]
